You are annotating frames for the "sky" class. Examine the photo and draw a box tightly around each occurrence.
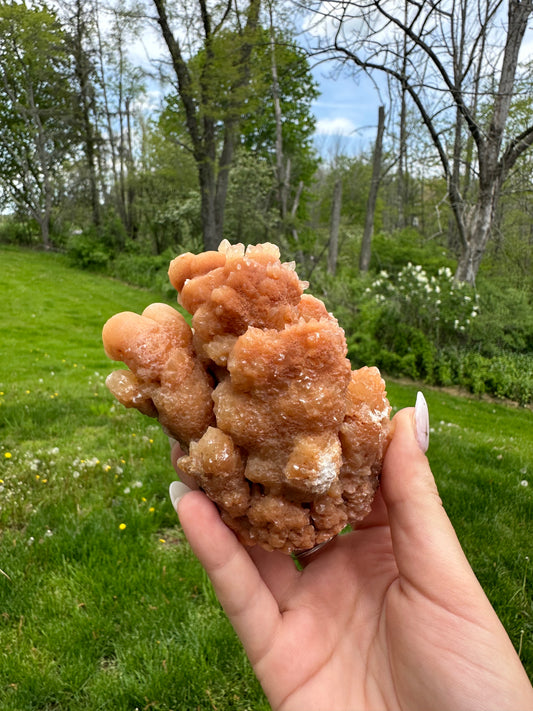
[309,64,383,156]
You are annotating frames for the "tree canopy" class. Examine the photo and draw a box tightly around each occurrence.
[0,1,80,246]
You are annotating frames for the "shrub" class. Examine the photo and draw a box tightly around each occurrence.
[67,231,110,269]
[364,262,479,350]
[0,216,40,246]
[110,250,177,298]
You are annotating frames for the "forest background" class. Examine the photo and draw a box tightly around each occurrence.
[1,0,533,405]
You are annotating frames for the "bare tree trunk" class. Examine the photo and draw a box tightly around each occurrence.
[328,178,342,276]
[125,95,137,239]
[456,185,499,283]
[28,84,53,248]
[323,0,533,285]
[360,106,385,272]
[152,0,260,251]
[455,0,533,284]
[397,0,408,229]
[71,0,101,229]
[95,0,121,223]
[269,4,286,222]
[214,121,239,241]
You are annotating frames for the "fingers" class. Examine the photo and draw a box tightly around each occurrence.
[172,490,282,665]
[380,401,478,598]
[169,438,198,490]
[168,436,288,659]
[249,546,300,601]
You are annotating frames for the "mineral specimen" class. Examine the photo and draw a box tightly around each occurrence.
[102,241,391,553]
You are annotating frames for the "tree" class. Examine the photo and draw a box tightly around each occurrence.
[359,105,385,272]
[61,0,102,229]
[151,0,261,251]
[327,177,342,275]
[0,2,80,246]
[93,0,146,243]
[240,19,319,249]
[303,0,533,284]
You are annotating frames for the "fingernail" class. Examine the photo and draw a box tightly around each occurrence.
[414,391,430,453]
[169,480,192,510]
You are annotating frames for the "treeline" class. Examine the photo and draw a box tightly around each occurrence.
[1,0,532,403]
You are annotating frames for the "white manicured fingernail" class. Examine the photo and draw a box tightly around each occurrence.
[169,481,192,509]
[414,391,430,453]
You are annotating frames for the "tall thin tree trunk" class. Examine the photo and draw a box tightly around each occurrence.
[360,106,385,272]
[397,0,408,229]
[328,178,342,276]
[95,0,121,223]
[73,0,100,229]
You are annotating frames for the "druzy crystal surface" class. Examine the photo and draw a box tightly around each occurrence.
[103,241,391,553]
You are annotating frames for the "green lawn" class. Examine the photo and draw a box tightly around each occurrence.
[0,246,531,709]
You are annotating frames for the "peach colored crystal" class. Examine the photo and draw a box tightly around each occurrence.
[103,241,391,554]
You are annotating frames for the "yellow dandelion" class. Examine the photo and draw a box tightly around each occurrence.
[142,497,147,502]
[42,479,48,484]
[25,390,30,394]
[149,439,154,444]
[119,523,126,530]
[4,452,12,459]
[35,474,40,480]
[105,465,112,472]
[0,479,4,484]
[149,507,155,513]
[159,538,166,543]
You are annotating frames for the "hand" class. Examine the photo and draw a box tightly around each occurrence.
[170,401,533,711]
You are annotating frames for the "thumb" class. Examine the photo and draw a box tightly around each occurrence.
[381,396,477,598]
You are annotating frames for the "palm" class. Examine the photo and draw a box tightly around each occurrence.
[248,498,397,710]
[246,492,430,711]
[176,410,533,711]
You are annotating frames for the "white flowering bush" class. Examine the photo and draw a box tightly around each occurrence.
[340,261,533,403]
[364,263,480,349]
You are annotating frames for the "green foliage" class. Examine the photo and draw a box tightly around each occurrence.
[366,262,479,349]
[370,228,455,273]
[223,150,279,243]
[110,249,178,299]
[67,232,111,270]
[0,216,39,246]
[0,2,80,244]
[240,29,319,186]
[307,227,533,405]
[470,279,533,355]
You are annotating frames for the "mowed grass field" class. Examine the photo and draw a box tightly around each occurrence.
[0,246,531,710]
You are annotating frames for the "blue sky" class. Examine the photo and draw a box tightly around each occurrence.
[310,64,382,156]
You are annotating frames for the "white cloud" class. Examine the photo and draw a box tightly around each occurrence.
[315,116,357,136]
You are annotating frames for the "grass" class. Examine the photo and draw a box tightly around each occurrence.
[0,246,531,709]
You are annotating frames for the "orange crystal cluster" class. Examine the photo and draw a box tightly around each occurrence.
[102,241,391,553]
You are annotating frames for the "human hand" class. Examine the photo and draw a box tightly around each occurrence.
[169,396,533,711]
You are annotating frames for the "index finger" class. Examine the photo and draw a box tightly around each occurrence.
[176,490,284,666]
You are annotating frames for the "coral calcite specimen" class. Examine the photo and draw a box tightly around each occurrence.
[103,241,391,554]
